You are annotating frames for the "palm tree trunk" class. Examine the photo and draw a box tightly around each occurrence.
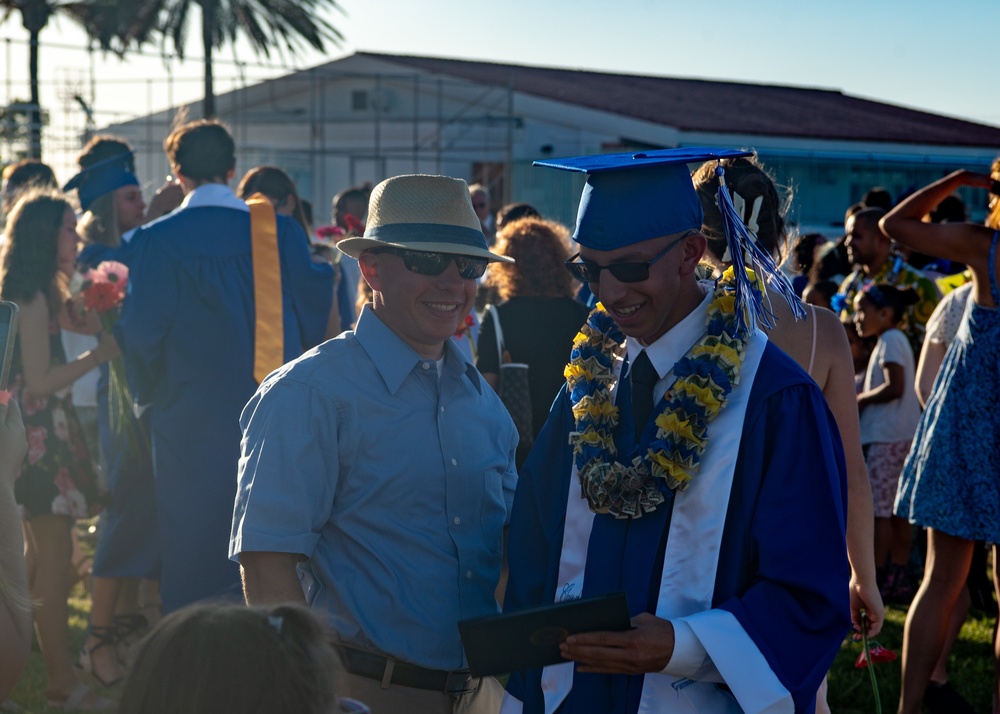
[201,2,216,118]
[28,28,41,158]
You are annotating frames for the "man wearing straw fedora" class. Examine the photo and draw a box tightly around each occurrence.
[231,174,518,713]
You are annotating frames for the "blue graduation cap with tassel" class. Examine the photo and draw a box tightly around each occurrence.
[63,151,139,212]
[533,146,805,338]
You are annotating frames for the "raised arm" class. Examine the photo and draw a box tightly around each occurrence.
[880,171,996,272]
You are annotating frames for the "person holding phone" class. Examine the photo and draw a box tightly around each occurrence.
[0,191,117,710]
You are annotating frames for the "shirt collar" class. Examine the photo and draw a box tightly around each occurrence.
[625,282,712,380]
[354,305,482,395]
[178,183,249,212]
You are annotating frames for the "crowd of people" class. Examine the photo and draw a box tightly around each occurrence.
[0,117,996,714]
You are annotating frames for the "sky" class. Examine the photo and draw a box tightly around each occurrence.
[1,0,998,172]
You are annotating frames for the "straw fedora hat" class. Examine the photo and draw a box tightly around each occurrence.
[337,174,513,263]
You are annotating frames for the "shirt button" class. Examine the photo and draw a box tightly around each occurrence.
[421,362,430,370]
[451,458,458,466]
[453,516,461,525]
[440,406,445,413]
[466,570,473,579]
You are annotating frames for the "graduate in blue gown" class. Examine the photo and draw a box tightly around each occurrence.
[114,120,333,613]
[502,148,850,714]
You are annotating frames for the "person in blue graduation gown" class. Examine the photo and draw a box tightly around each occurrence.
[502,148,851,714]
[114,120,333,613]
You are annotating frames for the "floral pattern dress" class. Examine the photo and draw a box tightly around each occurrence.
[10,317,102,519]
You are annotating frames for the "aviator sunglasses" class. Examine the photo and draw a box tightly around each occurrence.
[564,230,695,284]
[376,247,489,279]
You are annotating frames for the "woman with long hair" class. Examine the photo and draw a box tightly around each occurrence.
[0,190,117,709]
[693,156,883,711]
[880,163,1000,714]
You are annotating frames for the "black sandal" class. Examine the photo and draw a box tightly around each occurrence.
[77,625,124,688]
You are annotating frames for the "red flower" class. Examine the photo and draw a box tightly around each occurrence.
[81,282,122,312]
[855,643,897,668]
[343,214,365,235]
[454,314,475,337]
[80,261,128,314]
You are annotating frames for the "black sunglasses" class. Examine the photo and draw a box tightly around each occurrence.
[376,247,488,280]
[564,231,693,284]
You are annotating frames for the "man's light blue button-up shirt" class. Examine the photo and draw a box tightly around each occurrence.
[231,306,517,669]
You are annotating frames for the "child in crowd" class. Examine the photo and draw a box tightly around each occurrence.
[854,283,922,603]
[843,316,876,393]
[117,603,368,714]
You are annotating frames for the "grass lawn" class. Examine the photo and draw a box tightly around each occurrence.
[7,522,997,712]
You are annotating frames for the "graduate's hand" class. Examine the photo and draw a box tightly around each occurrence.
[850,572,884,639]
[559,612,674,675]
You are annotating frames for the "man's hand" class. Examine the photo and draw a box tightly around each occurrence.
[559,612,674,675]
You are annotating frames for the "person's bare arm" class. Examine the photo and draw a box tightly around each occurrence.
[857,362,905,409]
[880,171,995,270]
[144,181,184,223]
[0,396,31,701]
[19,293,118,398]
[815,309,883,636]
[239,551,307,606]
[915,339,947,409]
[482,372,499,390]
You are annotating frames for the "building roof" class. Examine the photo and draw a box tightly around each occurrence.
[355,52,1000,148]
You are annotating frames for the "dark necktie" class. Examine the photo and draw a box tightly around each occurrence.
[630,350,658,435]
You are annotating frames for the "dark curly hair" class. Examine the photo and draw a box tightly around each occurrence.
[0,190,73,314]
[485,217,576,299]
[692,155,791,264]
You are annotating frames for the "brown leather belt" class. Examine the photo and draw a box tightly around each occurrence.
[340,646,481,696]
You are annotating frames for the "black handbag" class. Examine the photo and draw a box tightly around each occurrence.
[488,305,534,454]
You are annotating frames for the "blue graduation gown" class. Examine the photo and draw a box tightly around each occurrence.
[78,243,160,581]
[505,342,850,714]
[115,206,333,612]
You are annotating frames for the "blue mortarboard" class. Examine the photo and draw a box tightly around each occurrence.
[533,147,752,250]
[534,146,805,336]
[63,152,139,211]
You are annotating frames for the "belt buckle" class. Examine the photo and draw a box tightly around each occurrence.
[443,671,480,696]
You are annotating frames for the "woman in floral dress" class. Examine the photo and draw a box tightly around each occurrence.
[0,190,118,710]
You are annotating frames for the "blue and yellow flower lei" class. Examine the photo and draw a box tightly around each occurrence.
[565,268,754,519]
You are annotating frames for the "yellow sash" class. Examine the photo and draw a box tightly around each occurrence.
[247,193,283,384]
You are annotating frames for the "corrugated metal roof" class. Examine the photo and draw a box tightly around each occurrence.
[356,52,1000,147]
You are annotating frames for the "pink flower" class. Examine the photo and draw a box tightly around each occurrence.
[81,261,129,314]
[26,426,47,465]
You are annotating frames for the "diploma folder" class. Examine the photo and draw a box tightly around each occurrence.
[458,591,630,677]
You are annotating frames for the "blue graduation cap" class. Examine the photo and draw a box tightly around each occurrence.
[534,146,804,336]
[534,147,751,250]
[63,152,139,211]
